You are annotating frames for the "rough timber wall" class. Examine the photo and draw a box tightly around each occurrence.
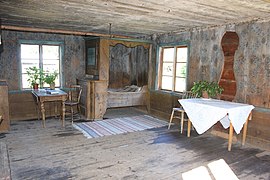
[0,30,85,89]
[0,30,85,120]
[236,21,270,107]
[109,44,149,89]
[150,28,225,117]
[150,19,270,147]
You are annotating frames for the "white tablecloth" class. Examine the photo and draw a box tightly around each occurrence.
[179,98,254,134]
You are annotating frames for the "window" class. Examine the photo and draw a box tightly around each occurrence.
[158,45,188,92]
[20,43,61,89]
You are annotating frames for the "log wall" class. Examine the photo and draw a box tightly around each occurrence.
[149,19,270,147]
[0,30,85,120]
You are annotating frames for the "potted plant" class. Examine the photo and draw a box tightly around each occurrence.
[26,66,44,89]
[191,80,224,98]
[44,71,58,90]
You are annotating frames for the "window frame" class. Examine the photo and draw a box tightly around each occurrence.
[19,40,64,90]
[156,42,190,93]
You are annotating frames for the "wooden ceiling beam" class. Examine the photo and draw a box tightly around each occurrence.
[1,25,132,39]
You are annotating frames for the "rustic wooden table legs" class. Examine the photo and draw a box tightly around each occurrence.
[228,113,251,151]
[187,113,252,151]
[242,113,252,146]
[40,100,66,128]
[40,101,46,128]
[61,101,65,127]
[187,119,191,137]
[228,123,234,151]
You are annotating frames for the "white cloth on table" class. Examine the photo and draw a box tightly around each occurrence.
[179,98,254,134]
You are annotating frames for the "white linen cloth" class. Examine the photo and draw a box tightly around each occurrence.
[179,98,254,134]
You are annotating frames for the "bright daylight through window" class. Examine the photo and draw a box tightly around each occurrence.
[21,44,61,89]
[159,46,188,92]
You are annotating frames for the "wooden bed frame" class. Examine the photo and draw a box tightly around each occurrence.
[107,85,148,108]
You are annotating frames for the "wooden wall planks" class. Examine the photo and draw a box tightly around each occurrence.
[149,19,270,147]
[1,0,270,37]
[109,44,149,88]
[0,81,10,132]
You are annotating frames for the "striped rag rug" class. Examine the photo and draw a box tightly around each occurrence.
[73,115,168,139]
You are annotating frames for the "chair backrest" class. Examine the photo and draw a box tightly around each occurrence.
[68,85,82,103]
[182,91,197,99]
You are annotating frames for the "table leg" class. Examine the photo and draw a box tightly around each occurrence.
[228,122,233,151]
[62,100,65,127]
[40,101,46,128]
[180,111,184,134]
[187,119,191,137]
[37,101,41,121]
[242,113,251,146]
[54,102,58,118]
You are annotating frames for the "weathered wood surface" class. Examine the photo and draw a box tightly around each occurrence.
[9,92,63,121]
[150,19,270,149]
[78,79,107,120]
[1,1,270,37]
[109,43,149,89]
[0,30,85,91]
[1,108,269,179]
[107,86,148,108]
[0,81,10,132]
[0,142,11,180]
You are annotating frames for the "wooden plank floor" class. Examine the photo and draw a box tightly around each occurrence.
[1,107,270,180]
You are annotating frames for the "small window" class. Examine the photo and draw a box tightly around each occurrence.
[20,43,61,89]
[158,45,188,92]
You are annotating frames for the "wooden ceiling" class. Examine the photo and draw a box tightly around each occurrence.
[1,0,270,37]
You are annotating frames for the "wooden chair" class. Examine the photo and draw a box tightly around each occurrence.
[168,91,197,133]
[65,85,82,124]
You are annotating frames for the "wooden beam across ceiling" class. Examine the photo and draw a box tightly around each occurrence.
[1,25,132,39]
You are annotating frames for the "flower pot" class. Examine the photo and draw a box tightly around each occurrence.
[50,82,55,90]
[202,91,209,98]
[33,83,39,90]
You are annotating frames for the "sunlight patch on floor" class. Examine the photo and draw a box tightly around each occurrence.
[182,159,239,180]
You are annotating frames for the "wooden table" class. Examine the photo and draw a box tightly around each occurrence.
[179,98,254,151]
[32,89,67,128]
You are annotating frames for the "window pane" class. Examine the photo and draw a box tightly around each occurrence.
[163,48,174,62]
[20,44,61,89]
[176,63,187,77]
[21,63,39,74]
[43,45,59,59]
[162,62,173,76]
[161,76,173,90]
[21,44,39,59]
[43,60,59,72]
[175,77,186,92]
[177,47,188,62]
[42,45,60,88]
[22,74,30,89]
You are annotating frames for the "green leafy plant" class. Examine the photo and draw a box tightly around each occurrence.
[191,80,224,98]
[44,71,58,85]
[26,66,44,87]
